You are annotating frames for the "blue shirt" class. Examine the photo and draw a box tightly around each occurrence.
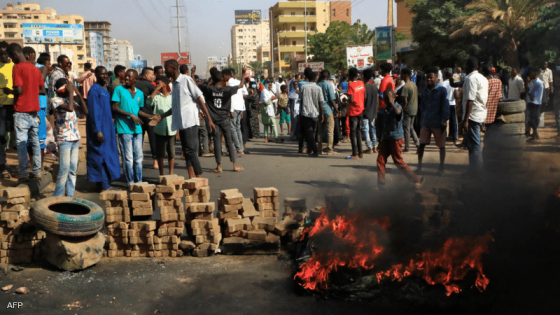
[381,103,404,141]
[411,74,417,84]
[317,81,336,117]
[419,85,450,128]
[527,78,544,105]
[111,85,144,134]
[341,82,348,94]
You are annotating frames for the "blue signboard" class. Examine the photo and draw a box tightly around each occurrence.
[22,23,84,44]
[130,60,148,69]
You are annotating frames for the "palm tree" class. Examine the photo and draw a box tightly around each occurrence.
[450,0,556,67]
[348,19,375,45]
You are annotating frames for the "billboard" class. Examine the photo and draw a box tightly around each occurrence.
[298,62,325,73]
[130,60,148,69]
[23,23,84,44]
[235,10,262,25]
[207,56,218,62]
[161,52,190,65]
[89,31,104,68]
[346,45,374,70]
[375,26,393,61]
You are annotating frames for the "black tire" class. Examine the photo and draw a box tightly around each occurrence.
[483,147,525,161]
[496,112,525,124]
[489,123,525,135]
[484,134,526,149]
[497,100,526,115]
[31,197,105,237]
[484,158,529,173]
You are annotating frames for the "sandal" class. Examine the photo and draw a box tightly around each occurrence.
[210,169,223,174]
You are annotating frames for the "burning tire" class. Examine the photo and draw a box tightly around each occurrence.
[31,197,105,237]
[484,134,525,149]
[488,122,525,135]
[497,100,526,115]
[482,147,525,161]
[484,158,529,173]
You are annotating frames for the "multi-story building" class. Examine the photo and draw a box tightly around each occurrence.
[395,0,414,38]
[257,45,271,77]
[108,39,134,69]
[0,3,87,74]
[84,21,112,67]
[269,0,351,73]
[230,19,270,65]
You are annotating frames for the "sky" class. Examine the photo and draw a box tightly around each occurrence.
[20,0,394,73]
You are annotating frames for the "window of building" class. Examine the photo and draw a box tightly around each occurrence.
[63,21,68,24]
[263,52,269,58]
[333,9,336,16]
[291,12,295,16]
[292,26,296,31]
[4,33,15,38]
[311,11,315,15]
[33,16,39,19]
[238,29,243,32]
[347,9,349,16]
[292,41,296,46]
[252,29,256,32]
[310,26,315,31]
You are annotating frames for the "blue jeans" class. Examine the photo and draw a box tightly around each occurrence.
[230,110,244,153]
[465,120,483,171]
[118,133,143,186]
[361,118,377,150]
[54,140,79,197]
[14,111,41,179]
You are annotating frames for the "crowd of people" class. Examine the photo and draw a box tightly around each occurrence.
[0,40,555,195]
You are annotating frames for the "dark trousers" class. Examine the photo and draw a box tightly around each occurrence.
[376,112,386,141]
[241,110,249,144]
[141,119,157,159]
[449,106,459,141]
[212,119,236,164]
[198,117,209,155]
[528,103,542,131]
[349,115,363,156]
[300,116,318,155]
[298,114,307,151]
[334,116,342,146]
[178,126,202,176]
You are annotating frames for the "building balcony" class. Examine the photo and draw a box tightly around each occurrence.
[277,30,313,38]
[274,45,305,53]
[278,2,317,9]
[274,15,316,24]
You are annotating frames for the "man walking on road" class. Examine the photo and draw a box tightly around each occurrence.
[361,69,379,154]
[135,67,158,169]
[347,68,365,159]
[399,68,419,152]
[299,67,324,157]
[461,57,488,174]
[441,70,460,146]
[223,68,247,156]
[317,70,337,155]
[526,67,545,143]
[418,68,450,176]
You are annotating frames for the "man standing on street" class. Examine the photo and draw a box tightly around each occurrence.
[526,67,545,143]
[0,41,15,178]
[507,68,525,101]
[347,68,365,159]
[540,61,553,109]
[483,65,503,125]
[441,70,460,146]
[112,70,153,186]
[223,68,247,156]
[87,66,120,191]
[6,43,45,182]
[377,63,394,141]
[399,68,420,152]
[317,70,337,155]
[299,67,324,157]
[135,67,158,169]
[418,68,450,176]
[361,69,379,154]
[461,57,489,174]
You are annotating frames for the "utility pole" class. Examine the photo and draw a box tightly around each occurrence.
[304,0,308,61]
[277,33,282,76]
[387,0,393,26]
[270,9,275,78]
[172,0,185,54]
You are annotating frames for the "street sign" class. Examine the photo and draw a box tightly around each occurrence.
[161,52,190,65]
[130,60,148,68]
[23,23,84,44]
[298,62,325,73]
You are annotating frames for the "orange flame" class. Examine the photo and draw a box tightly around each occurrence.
[295,208,494,295]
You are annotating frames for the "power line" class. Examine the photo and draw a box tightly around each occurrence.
[352,0,367,9]
[147,0,166,21]
[179,0,191,53]
[131,0,167,33]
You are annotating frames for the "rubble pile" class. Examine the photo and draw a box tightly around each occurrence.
[0,187,44,264]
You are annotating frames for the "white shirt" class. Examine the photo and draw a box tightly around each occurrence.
[228,78,248,112]
[442,79,457,106]
[540,68,553,89]
[171,74,203,131]
[507,75,524,101]
[462,70,489,124]
[260,88,274,104]
[437,70,443,83]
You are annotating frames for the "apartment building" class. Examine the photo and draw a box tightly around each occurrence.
[269,0,351,73]
[108,39,134,68]
[84,21,112,67]
[395,0,414,38]
[230,19,270,65]
[0,3,87,73]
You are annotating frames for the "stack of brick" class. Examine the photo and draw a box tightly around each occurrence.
[275,198,307,243]
[218,189,253,239]
[127,220,181,258]
[156,175,186,256]
[0,187,43,264]
[183,178,220,257]
[247,188,281,243]
[100,190,130,258]
[129,182,157,219]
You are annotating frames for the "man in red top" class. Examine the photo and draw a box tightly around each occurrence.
[6,43,45,182]
[347,68,365,159]
[377,63,394,140]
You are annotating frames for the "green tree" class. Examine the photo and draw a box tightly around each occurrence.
[395,32,411,42]
[451,0,556,67]
[411,0,476,69]
[308,20,374,71]
[523,4,560,64]
[248,61,264,76]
